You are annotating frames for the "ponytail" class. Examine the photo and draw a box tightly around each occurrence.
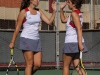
[20,0,30,11]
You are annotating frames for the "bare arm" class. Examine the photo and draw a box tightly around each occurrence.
[72,12,84,51]
[60,8,68,23]
[60,1,68,23]
[39,1,56,25]
[39,9,56,25]
[9,10,26,49]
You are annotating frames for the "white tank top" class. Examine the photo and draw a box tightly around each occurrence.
[65,10,84,43]
[20,8,41,40]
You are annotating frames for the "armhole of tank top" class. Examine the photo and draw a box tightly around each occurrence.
[22,8,29,24]
[36,9,41,15]
[70,10,81,22]
[24,8,29,17]
[72,11,83,27]
[37,11,41,15]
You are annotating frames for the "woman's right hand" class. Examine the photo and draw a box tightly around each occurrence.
[52,1,56,12]
[60,1,68,9]
[9,42,14,49]
[79,44,84,52]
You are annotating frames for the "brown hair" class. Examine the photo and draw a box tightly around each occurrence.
[20,0,30,11]
[71,0,84,9]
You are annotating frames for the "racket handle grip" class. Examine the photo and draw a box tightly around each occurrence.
[80,51,82,59]
[10,49,13,55]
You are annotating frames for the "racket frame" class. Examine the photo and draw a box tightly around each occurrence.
[6,49,19,75]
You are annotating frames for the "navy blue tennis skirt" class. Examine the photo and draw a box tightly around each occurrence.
[63,42,88,53]
[19,37,42,52]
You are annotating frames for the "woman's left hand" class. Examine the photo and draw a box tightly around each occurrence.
[52,1,56,12]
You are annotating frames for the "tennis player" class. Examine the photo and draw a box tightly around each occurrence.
[9,0,56,75]
[60,0,87,75]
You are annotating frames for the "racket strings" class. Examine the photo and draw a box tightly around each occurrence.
[7,70,18,75]
[75,64,84,75]
[6,49,19,75]
[6,66,19,75]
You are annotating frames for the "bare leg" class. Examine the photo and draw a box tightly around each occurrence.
[73,53,86,75]
[73,53,80,70]
[62,53,73,75]
[73,59,81,74]
[32,52,42,75]
[23,51,34,75]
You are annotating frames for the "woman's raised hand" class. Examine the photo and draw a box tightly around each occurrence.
[52,1,56,12]
[60,1,68,9]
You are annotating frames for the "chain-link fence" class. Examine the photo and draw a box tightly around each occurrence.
[0,30,100,70]
[0,0,100,71]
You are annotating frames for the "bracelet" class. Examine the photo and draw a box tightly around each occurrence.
[11,42,14,43]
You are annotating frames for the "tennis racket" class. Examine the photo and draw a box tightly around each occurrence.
[71,52,87,75]
[6,49,19,75]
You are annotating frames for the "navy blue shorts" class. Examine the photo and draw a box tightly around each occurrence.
[19,37,42,52]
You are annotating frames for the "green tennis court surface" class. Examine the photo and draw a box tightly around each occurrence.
[1,70,100,75]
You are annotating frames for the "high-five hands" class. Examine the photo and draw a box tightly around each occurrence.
[60,1,68,9]
[52,1,57,12]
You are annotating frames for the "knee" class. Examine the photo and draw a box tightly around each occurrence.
[26,61,34,68]
[34,63,41,70]
[63,64,70,69]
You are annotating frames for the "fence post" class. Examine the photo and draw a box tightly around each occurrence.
[56,0,60,69]
[90,0,95,29]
